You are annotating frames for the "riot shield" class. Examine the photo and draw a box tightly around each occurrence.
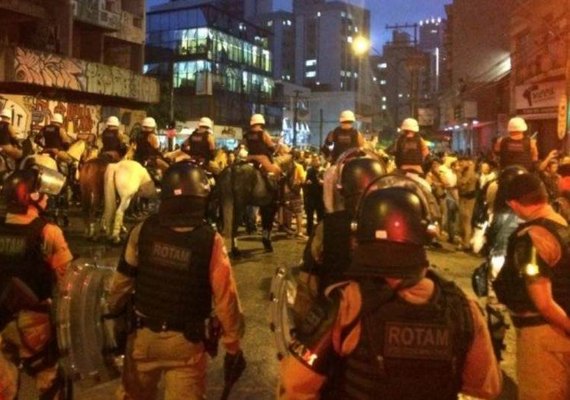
[55,258,122,388]
[269,265,302,360]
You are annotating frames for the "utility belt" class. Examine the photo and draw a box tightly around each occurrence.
[510,314,546,328]
[135,315,221,357]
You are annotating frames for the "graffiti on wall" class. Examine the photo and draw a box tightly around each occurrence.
[0,94,145,139]
[13,47,160,103]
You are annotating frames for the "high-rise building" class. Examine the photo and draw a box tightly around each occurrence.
[0,0,158,136]
[146,1,276,130]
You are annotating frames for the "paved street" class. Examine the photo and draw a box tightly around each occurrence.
[21,211,518,399]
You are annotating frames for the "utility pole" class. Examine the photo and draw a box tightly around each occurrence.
[292,90,301,147]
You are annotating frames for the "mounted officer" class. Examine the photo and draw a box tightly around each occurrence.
[390,117,430,175]
[243,113,288,175]
[0,109,22,163]
[100,116,127,162]
[178,117,220,174]
[0,167,71,400]
[279,186,502,399]
[321,110,366,164]
[133,117,169,172]
[493,116,538,171]
[107,161,245,400]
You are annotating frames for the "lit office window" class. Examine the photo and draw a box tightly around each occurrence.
[305,59,317,67]
[378,63,387,69]
[380,80,386,85]
[306,71,316,78]
[347,36,353,43]
[267,20,273,27]
[317,11,321,17]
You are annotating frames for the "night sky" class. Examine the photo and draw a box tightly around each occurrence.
[146,0,451,51]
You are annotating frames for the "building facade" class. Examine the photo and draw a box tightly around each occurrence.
[510,0,568,158]
[440,0,514,154]
[0,0,158,136]
[146,1,276,130]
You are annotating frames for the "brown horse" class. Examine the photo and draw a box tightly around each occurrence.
[79,157,110,239]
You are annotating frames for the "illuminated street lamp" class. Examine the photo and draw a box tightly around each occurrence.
[352,35,371,56]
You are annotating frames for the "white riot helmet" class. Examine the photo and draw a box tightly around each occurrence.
[507,116,528,133]
[107,116,120,128]
[0,109,11,119]
[400,117,419,133]
[142,117,157,130]
[339,110,356,123]
[198,117,214,130]
[250,114,265,126]
[52,113,64,125]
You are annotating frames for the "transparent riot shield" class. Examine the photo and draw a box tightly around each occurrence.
[269,264,306,360]
[55,258,122,388]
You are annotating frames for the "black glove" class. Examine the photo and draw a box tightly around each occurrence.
[224,350,246,384]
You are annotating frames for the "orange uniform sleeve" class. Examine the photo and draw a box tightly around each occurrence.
[209,233,244,354]
[460,300,503,399]
[41,224,73,286]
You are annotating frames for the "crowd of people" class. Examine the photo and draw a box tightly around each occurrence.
[1,108,570,400]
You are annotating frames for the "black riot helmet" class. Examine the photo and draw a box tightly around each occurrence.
[494,165,527,214]
[348,186,431,280]
[159,161,211,227]
[333,148,386,214]
[2,167,66,214]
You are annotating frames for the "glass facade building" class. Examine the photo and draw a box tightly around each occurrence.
[146,4,275,126]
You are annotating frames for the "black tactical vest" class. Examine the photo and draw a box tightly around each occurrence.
[102,128,122,153]
[245,130,271,157]
[499,136,532,170]
[43,124,64,150]
[331,127,358,162]
[135,132,155,163]
[331,273,473,400]
[495,218,570,316]
[0,121,10,146]
[395,133,424,168]
[0,218,53,301]
[135,214,215,329]
[189,130,211,162]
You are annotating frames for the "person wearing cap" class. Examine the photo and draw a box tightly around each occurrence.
[107,161,245,400]
[279,186,501,399]
[321,110,366,164]
[243,113,285,175]
[100,116,127,162]
[0,168,73,399]
[493,116,538,171]
[389,117,429,175]
[0,109,22,162]
[133,116,169,171]
[179,117,220,174]
[493,173,570,400]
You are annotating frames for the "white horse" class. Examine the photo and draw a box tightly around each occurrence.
[102,160,157,243]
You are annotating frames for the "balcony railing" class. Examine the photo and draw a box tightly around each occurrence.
[72,0,121,30]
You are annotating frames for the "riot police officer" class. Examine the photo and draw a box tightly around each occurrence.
[35,113,72,162]
[0,109,22,162]
[321,110,366,163]
[494,173,570,399]
[180,117,220,174]
[493,116,538,171]
[134,117,169,171]
[280,186,502,399]
[107,161,245,400]
[101,116,127,162]
[243,113,283,175]
[0,167,71,400]
[390,117,430,175]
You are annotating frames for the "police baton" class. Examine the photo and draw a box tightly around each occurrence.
[220,350,246,400]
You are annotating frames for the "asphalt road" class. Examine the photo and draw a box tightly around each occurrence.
[20,211,518,400]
